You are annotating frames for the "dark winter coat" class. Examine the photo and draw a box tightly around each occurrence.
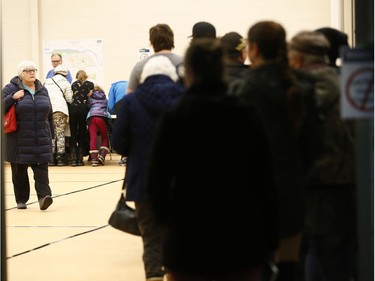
[303,65,356,188]
[3,76,54,164]
[236,63,316,239]
[111,74,184,201]
[145,82,278,274]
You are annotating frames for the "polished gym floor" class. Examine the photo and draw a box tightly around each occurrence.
[4,154,147,281]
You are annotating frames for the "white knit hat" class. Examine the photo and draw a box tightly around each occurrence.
[140,55,178,83]
[54,65,68,76]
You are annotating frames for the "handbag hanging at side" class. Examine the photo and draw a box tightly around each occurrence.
[108,173,141,236]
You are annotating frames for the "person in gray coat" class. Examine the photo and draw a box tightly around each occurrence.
[2,60,54,210]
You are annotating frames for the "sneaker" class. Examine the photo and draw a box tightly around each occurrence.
[39,195,53,210]
[17,203,27,209]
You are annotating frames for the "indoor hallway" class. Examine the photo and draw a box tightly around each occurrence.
[4,154,147,281]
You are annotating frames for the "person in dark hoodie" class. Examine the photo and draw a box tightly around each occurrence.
[234,21,317,281]
[146,38,278,281]
[111,55,184,281]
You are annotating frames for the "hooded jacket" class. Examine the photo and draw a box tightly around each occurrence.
[87,90,111,120]
[111,74,184,201]
[44,73,73,115]
[3,76,54,164]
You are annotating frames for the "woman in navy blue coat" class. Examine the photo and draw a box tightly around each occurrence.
[3,60,54,210]
[111,55,184,281]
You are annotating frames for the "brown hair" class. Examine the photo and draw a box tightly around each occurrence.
[184,38,224,87]
[149,24,175,52]
[248,21,305,128]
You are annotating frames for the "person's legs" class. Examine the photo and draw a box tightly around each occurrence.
[31,163,53,210]
[77,109,89,149]
[69,107,79,149]
[54,112,68,166]
[54,112,68,154]
[96,117,109,148]
[88,117,100,166]
[88,117,98,151]
[10,163,30,204]
[304,235,322,281]
[31,163,52,199]
[315,234,356,281]
[135,202,165,280]
[305,188,357,281]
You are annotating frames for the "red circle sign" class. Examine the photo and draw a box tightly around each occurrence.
[345,67,374,112]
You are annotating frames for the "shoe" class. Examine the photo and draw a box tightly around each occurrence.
[39,195,53,210]
[118,157,127,166]
[17,203,27,209]
[146,277,163,281]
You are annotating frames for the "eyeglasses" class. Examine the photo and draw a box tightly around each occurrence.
[52,60,61,63]
[23,69,37,74]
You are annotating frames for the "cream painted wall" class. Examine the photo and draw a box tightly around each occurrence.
[2,0,349,92]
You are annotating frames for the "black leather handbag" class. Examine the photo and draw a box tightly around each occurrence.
[108,177,141,236]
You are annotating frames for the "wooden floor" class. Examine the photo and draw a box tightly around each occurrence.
[4,154,149,281]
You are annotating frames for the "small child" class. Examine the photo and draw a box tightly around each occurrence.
[87,85,111,166]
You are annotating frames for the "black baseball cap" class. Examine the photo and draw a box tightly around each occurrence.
[189,22,216,39]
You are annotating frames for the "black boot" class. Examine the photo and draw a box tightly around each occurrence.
[56,153,66,166]
[98,146,110,165]
[48,153,57,166]
[77,147,85,166]
[70,147,78,166]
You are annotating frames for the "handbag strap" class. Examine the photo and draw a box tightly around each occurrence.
[121,163,128,194]
[51,77,65,96]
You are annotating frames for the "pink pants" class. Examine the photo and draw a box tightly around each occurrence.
[88,117,109,150]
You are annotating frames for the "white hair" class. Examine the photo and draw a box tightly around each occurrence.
[140,55,178,83]
[16,60,37,77]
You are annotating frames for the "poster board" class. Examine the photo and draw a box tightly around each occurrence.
[43,39,104,87]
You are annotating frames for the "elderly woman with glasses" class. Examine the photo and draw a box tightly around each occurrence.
[2,60,54,211]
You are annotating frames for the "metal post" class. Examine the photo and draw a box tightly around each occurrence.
[0,0,8,279]
[354,0,374,280]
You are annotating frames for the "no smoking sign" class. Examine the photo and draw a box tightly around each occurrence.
[341,47,374,119]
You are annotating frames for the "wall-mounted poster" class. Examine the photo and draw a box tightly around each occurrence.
[43,39,104,86]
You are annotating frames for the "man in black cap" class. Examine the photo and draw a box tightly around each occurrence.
[189,21,216,40]
[315,27,349,68]
[220,31,249,82]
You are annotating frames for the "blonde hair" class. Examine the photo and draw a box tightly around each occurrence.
[94,85,105,93]
[16,60,37,77]
[76,70,88,82]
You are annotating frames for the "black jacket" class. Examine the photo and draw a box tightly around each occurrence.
[146,82,278,274]
[236,62,316,238]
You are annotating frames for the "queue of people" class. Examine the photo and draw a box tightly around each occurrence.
[2,20,357,281]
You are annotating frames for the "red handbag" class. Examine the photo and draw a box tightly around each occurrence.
[4,104,17,133]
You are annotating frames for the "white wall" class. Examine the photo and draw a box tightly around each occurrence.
[2,0,350,92]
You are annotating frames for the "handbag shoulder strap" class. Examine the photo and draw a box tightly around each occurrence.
[51,77,64,95]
